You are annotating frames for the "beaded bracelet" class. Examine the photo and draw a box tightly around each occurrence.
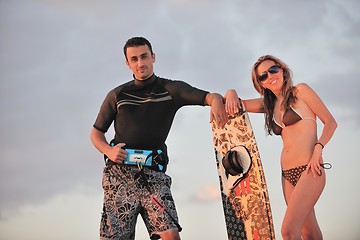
[314,142,324,149]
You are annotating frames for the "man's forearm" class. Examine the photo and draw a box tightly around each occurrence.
[205,92,227,128]
[205,93,224,106]
[90,127,112,155]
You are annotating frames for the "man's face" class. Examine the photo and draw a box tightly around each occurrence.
[126,45,155,80]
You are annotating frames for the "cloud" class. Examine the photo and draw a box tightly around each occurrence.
[0,185,101,240]
[191,184,221,203]
[1,1,360,239]
[1,0,359,217]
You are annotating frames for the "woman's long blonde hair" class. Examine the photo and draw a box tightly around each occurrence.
[251,55,296,135]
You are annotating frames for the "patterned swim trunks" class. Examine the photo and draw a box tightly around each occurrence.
[100,164,180,240]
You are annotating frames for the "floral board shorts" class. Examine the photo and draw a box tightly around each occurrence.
[100,164,180,240]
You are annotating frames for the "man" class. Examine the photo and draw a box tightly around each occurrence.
[90,37,227,240]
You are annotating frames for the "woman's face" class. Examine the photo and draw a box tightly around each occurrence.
[257,60,284,95]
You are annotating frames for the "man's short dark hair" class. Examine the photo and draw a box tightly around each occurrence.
[123,37,153,60]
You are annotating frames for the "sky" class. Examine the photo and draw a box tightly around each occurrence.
[0,0,359,239]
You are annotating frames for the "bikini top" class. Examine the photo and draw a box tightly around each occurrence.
[272,106,316,135]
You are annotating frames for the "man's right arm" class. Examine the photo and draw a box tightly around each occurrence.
[90,127,127,163]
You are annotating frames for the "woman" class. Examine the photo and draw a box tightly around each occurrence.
[225,55,337,240]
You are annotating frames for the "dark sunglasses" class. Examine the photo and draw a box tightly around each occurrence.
[258,65,280,82]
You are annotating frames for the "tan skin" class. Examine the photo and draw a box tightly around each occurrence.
[225,60,337,240]
[90,45,227,240]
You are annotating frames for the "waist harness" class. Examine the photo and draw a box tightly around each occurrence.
[104,140,168,173]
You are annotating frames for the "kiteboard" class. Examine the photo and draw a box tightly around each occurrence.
[211,101,275,240]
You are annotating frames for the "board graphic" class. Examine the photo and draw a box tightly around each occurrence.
[211,102,275,240]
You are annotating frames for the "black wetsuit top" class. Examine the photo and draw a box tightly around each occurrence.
[93,74,208,152]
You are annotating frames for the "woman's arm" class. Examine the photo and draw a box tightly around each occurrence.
[297,83,337,147]
[297,83,337,176]
[224,89,264,115]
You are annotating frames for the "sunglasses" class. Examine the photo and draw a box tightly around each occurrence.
[258,65,280,82]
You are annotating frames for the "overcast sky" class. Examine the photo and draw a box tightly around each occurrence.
[1,0,359,239]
